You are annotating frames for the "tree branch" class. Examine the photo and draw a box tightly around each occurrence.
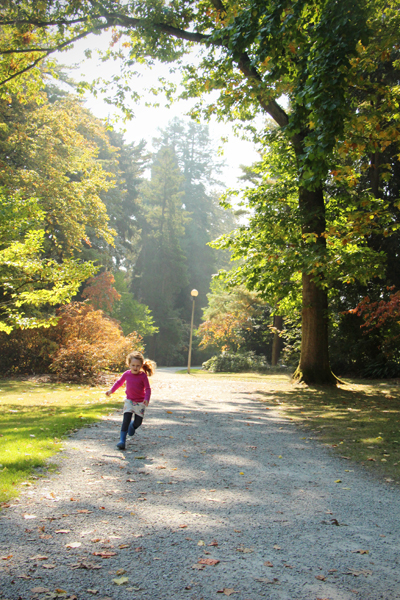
[0,26,108,87]
[2,5,291,131]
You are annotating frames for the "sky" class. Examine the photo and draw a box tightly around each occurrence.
[57,34,263,188]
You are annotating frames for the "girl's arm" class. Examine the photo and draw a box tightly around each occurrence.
[143,373,151,406]
[105,372,127,396]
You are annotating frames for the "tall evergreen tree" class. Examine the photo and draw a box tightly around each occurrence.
[135,146,189,364]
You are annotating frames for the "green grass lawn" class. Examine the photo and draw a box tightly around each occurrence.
[180,369,400,484]
[0,379,121,505]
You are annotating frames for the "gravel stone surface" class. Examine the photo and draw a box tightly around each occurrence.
[1,370,400,600]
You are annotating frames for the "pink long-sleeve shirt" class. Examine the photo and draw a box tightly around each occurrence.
[110,370,151,404]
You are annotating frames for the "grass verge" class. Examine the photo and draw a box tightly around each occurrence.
[0,378,121,505]
[179,369,400,484]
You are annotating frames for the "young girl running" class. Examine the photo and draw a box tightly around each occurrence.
[106,351,156,450]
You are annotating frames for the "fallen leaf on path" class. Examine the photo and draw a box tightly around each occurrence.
[76,509,92,513]
[273,545,281,550]
[65,542,81,549]
[93,551,117,558]
[351,549,369,554]
[1,555,12,560]
[335,479,342,483]
[119,544,129,549]
[126,478,136,482]
[113,576,129,585]
[331,519,340,526]
[31,587,49,593]
[217,589,237,596]
[42,564,56,569]
[116,569,126,575]
[166,411,173,414]
[87,590,98,595]
[236,546,253,553]
[71,561,102,570]
[198,558,220,566]
[264,561,273,567]
[23,514,37,519]
[192,564,205,570]
[54,529,71,533]
[208,540,218,546]
[197,540,205,546]
[254,577,272,583]
[346,569,372,577]
[39,534,52,539]
[178,524,187,528]
[134,547,143,552]
[315,575,326,581]
[29,555,48,561]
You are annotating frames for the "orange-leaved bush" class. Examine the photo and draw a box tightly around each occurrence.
[81,271,121,311]
[50,302,144,380]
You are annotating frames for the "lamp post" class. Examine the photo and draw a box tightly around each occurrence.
[187,289,198,374]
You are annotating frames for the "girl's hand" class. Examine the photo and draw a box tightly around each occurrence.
[105,390,112,397]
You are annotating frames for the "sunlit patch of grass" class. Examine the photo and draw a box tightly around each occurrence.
[176,368,293,382]
[0,379,122,504]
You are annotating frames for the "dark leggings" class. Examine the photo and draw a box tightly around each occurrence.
[121,412,143,432]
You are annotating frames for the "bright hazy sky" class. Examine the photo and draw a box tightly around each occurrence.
[59,35,262,188]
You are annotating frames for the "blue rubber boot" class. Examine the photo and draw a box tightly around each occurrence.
[128,421,135,437]
[116,430,127,450]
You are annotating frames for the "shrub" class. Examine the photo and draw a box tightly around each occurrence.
[0,328,58,375]
[50,302,144,380]
[202,351,268,373]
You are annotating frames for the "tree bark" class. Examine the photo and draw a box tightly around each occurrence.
[293,186,337,385]
[271,315,283,366]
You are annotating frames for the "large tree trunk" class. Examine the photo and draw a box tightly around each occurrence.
[293,186,337,385]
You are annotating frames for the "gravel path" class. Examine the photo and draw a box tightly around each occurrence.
[1,371,400,600]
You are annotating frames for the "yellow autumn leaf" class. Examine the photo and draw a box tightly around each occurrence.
[113,576,129,585]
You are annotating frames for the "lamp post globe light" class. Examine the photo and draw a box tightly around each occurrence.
[187,289,199,374]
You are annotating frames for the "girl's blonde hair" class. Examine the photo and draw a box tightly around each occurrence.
[126,351,156,376]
